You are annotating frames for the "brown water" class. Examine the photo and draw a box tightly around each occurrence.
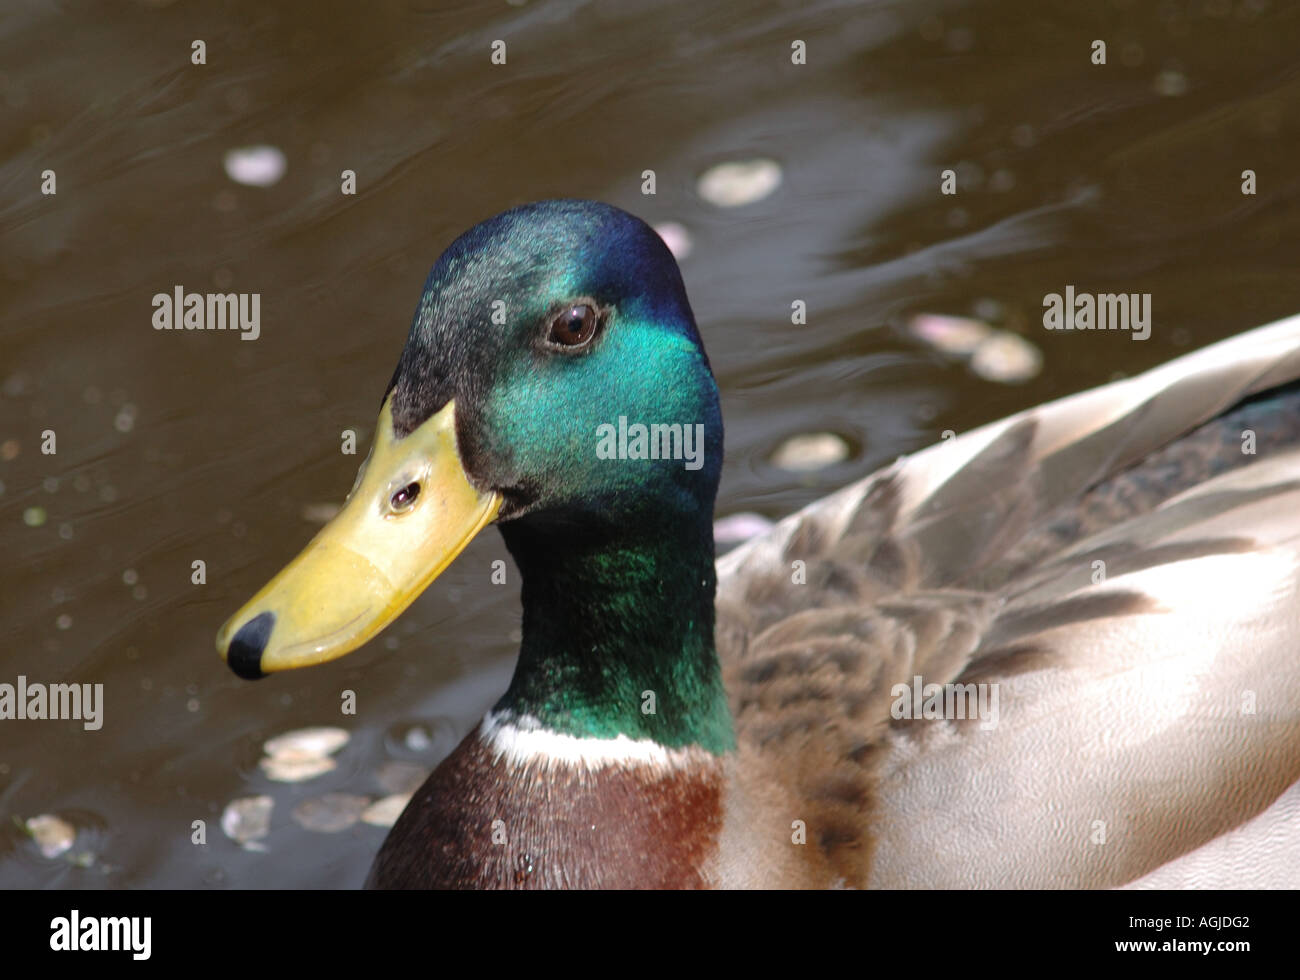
[2,0,1298,888]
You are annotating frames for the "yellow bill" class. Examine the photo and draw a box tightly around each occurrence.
[216,397,500,678]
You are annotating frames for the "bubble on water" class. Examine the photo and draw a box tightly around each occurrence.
[43,476,59,493]
[770,433,850,472]
[259,754,335,783]
[123,568,138,586]
[292,793,370,833]
[653,221,693,259]
[23,506,46,527]
[911,312,1042,385]
[221,795,273,845]
[970,332,1043,383]
[713,512,775,545]
[381,717,461,763]
[55,614,71,630]
[258,726,349,783]
[911,313,993,355]
[402,725,432,752]
[26,814,76,859]
[223,145,287,187]
[58,523,73,540]
[697,159,782,207]
[264,727,349,758]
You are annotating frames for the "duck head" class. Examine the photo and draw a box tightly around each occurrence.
[217,200,722,680]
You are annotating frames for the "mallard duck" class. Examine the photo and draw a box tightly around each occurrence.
[217,199,1300,888]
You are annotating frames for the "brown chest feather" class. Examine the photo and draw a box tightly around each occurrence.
[367,729,724,888]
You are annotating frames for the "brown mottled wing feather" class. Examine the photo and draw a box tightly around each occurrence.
[715,315,1300,888]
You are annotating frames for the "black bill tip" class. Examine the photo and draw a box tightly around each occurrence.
[227,611,275,680]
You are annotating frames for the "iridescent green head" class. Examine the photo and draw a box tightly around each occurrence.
[387,199,723,531]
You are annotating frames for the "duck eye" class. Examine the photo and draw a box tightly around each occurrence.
[547,303,599,349]
[389,482,421,512]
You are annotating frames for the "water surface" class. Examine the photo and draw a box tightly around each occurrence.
[1,0,1298,887]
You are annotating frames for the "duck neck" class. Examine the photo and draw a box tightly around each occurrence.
[494,510,734,755]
